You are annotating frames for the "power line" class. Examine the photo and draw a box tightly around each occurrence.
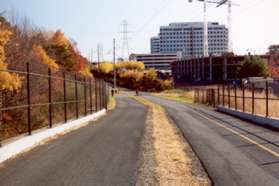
[234,0,267,16]
[133,0,171,36]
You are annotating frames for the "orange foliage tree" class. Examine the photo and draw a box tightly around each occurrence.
[33,45,59,71]
[0,30,22,91]
[268,45,279,78]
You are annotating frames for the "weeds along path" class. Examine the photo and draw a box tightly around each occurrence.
[133,96,210,185]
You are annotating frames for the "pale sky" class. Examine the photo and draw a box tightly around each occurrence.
[1,0,279,61]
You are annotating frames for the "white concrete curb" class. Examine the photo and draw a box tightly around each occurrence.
[217,106,279,130]
[0,109,106,164]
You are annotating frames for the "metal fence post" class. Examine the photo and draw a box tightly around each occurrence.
[234,84,237,110]
[95,79,98,111]
[26,63,32,135]
[217,86,220,105]
[242,83,245,112]
[63,72,67,123]
[205,89,207,104]
[105,82,108,110]
[84,77,87,116]
[266,80,269,117]
[89,78,93,113]
[252,83,255,115]
[212,89,216,107]
[194,89,197,103]
[99,79,101,110]
[101,80,104,109]
[195,89,197,103]
[101,80,103,109]
[222,84,225,106]
[228,84,231,108]
[48,68,52,128]
[197,89,200,104]
[75,74,79,118]
[102,80,105,109]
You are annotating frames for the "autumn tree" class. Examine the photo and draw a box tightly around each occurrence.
[33,45,59,71]
[268,45,279,78]
[0,30,22,91]
[116,61,144,71]
[45,30,75,71]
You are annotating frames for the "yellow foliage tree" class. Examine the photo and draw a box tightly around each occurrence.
[119,70,144,81]
[33,45,59,71]
[0,30,22,91]
[99,62,114,74]
[80,67,92,77]
[145,69,157,80]
[50,30,70,48]
[116,61,144,71]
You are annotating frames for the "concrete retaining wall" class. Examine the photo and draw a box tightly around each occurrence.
[217,106,279,130]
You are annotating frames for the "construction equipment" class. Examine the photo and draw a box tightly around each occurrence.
[188,0,239,54]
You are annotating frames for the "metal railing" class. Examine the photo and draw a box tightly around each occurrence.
[0,63,109,143]
[194,80,279,119]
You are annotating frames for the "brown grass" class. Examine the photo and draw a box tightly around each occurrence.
[152,89,195,104]
[221,88,279,118]
[133,96,210,186]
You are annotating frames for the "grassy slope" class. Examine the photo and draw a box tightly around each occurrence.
[151,89,195,104]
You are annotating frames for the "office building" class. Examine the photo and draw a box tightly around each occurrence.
[151,22,228,57]
[150,36,160,53]
[130,53,181,74]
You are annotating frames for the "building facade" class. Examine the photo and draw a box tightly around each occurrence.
[151,22,228,57]
[172,55,269,82]
[130,53,180,74]
[150,36,160,53]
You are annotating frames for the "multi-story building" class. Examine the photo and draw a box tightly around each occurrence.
[151,22,228,57]
[150,36,160,53]
[130,53,181,74]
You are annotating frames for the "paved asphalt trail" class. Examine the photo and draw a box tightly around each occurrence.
[0,95,147,186]
[144,95,279,186]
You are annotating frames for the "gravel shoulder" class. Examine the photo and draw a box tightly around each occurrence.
[133,96,210,185]
[143,94,279,186]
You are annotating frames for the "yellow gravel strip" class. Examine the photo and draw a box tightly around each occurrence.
[133,96,210,186]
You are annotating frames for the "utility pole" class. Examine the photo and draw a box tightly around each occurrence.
[113,38,116,90]
[97,44,100,68]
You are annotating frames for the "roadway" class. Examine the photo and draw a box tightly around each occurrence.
[1,93,279,186]
[0,95,147,186]
[143,95,279,186]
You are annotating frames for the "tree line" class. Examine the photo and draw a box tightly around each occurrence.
[0,14,92,140]
[91,62,173,92]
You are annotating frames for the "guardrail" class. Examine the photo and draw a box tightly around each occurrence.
[0,63,109,144]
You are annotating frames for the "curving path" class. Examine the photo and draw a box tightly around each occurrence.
[0,95,147,186]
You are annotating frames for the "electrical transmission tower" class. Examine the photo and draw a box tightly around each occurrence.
[97,43,104,63]
[120,20,131,60]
